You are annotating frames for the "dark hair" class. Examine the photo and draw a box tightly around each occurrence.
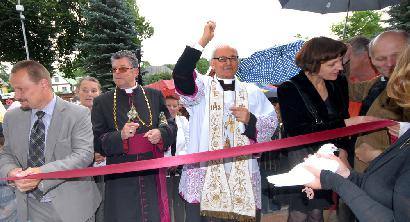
[77,76,101,90]
[348,36,370,55]
[110,50,139,68]
[165,94,180,100]
[295,37,347,73]
[10,60,51,84]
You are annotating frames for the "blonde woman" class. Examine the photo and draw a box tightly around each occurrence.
[76,76,104,222]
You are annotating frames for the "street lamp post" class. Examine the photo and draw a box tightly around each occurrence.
[16,0,30,60]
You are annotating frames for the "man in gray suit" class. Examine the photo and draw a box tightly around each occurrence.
[0,60,101,222]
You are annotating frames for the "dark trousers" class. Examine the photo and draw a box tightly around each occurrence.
[166,174,185,222]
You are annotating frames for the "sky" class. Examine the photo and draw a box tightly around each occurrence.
[136,0,348,66]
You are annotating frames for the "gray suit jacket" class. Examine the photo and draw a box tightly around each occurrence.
[0,97,101,222]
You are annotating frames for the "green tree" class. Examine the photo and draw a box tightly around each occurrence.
[71,67,87,79]
[77,0,153,91]
[331,11,384,41]
[0,0,86,72]
[196,58,209,74]
[164,64,175,70]
[142,72,172,85]
[141,61,151,69]
[294,33,309,40]
[387,1,410,32]
[125,0,154,41]
[0,64,9,82]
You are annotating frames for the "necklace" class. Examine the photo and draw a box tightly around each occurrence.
[113,86,153,130]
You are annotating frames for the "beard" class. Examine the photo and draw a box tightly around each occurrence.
[17,100,31,111]
[19,106,31,111]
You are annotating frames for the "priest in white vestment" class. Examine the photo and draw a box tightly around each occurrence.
[173,21,278,222]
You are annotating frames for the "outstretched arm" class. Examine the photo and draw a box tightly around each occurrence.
[173,21,215,95]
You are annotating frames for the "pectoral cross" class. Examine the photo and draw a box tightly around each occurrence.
[127,104,138,122]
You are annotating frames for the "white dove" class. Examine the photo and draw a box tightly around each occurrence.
[267,143,340,187]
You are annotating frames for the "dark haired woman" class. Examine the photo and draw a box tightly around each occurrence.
[278,37,375,222]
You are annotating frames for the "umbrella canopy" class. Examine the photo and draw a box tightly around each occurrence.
[279,0,400,14]
[255,83,278,98]
[237,40,304,84]
[145,79,177,98]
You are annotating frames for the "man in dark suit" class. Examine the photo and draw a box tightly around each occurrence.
[0,60,101,222]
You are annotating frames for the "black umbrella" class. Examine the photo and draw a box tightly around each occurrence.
[279,0,401,38]
[278,0,400,14]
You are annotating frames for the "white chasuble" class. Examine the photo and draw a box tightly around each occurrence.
[200,79,256,221]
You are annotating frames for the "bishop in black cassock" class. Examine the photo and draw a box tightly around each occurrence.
[92,84,176,222]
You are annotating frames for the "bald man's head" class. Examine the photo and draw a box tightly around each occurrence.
[369,30,409,77]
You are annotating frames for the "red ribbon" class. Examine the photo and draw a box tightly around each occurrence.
[2,120,395,181]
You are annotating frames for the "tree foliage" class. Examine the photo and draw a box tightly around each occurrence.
[0,0,86,72]
[0,64,8,82]
[164,64,175,70]
[125,0,154,41]
[0,0,153,87]
[196,58,210,74]
[142,72,172,85]
[331,11,384,41]
[387,1,410,32]
[77,0,153,91]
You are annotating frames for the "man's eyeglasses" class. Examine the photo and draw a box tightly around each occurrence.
[212,56,239,63]
[111,67,133,73]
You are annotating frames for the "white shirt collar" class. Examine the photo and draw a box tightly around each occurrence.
[124,83,138,94]
[216,76,235,84]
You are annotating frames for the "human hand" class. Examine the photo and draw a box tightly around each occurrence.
[302,186,315,199]
[230,106,250,124]
[315,153,350,178]
[7,168,23,187]
[14,167,42,192]
[94,152,106,164]
[344,116,381,127]
[337,149,351,170]
[121,122,140,140]
[198,21,216,48]
[144,129,162,144]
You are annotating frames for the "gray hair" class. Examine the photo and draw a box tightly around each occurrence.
[369,30,410,57]
[210,44,239,60]
[110,50,139,68]
[348,36,370,55]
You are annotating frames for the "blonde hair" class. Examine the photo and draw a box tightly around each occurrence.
[387,45,410,108]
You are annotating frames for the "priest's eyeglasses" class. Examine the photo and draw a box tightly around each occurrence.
[111,67,134,73]
[212,56,239,63]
